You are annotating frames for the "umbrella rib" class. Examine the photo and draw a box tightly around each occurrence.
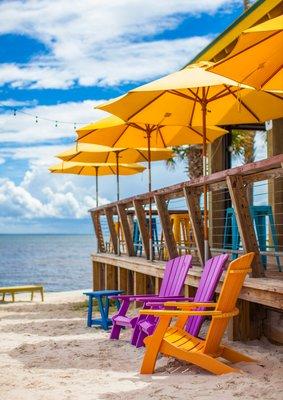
[208,87,233,102]
[189,126,212,143]
[137,149,148,161]
[77,129,97,140]
[112,124,130,147]
[187,88,203,103]
[259,62,283,89]
[129,122,147,132]
[264,91,283,101]
[157,127,167,147]
[189,87,199,125]
[78,166,84,175]
[109,166,116,175]
[127,91,166,121]
[224,85,261,122]
[211,31,280,67]
[169,89,199,102]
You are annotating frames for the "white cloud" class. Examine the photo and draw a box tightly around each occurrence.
[0,0,240,89]
[0,99,108,144]
[0,164,109,220]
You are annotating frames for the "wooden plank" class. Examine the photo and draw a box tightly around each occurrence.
[91,212,105,253]
[92,261,104,291]
[155,194,178,260]
[133,199,150,259]
[104,264,117,290]
[116,204,135,256]
[104,208,118,254]
[226,175,264,277]
[90,155,283,213]
[118,267,128,293]
[184,187,205,265]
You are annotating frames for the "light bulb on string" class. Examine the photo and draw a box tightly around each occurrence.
[74,122,77,130]
[13,109,16,116]
[35,116,38,123]
[55,120,58,128]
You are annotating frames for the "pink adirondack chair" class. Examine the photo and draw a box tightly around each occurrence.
[132,253,229,347]
[109,255,193,340]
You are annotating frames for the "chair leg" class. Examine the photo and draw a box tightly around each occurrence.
[221,345,256,363]
[140,316,171,374]
[110,322,123,339]
[160,342,239,375]
[31,291,34,301]
[135,330,147,348]
[41,289,44,302]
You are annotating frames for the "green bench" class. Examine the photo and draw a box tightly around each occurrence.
[0,285,44,302]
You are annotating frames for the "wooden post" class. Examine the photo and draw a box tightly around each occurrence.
[92,261,104,291]
[104,264,117,290]
[91,211,105,253]
[268,118,283,251]
[118,267,128,292]
[226,175,264,277]
[184,186,205,265]
[155,194,178,260]
[133,199,150,259]
[116,204,135,256]
[104,208,118,254]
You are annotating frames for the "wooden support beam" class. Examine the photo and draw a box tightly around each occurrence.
[154,194,178,260]
[104,208,118,254]
[133,199,150,259]
[184,187,205,265]
[91,212,105,253]
[116,204,135,256]
[226,175,264,277]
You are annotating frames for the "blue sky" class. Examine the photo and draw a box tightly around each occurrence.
[0,0,247,234]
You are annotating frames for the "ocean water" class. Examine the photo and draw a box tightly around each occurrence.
[0,235,96,292]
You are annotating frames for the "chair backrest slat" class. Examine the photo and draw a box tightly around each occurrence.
[185,254,229,336]
[159,255,192,297]
[203,253,254,355]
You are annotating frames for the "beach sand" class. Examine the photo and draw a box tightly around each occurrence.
[0,290,282,400]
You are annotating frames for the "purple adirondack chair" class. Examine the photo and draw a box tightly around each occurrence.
[132,253,229,347]
[109,254,193,340]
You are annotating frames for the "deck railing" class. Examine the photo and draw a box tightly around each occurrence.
[90,154,283,278]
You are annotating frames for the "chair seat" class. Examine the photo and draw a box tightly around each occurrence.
[139,320,156,335]
[113,315,133,327]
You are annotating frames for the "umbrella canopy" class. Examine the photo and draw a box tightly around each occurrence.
[57,142,173,164]
[77,114,227,260]
[208,15,283,91]
[49,161,145,176]
[96,61,283,261]
[49,161,145,207]
[76,115,227,147]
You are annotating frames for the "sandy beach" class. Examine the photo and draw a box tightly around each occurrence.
[0,290,282,400]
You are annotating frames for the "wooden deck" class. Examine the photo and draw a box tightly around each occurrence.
[92,253,283,310]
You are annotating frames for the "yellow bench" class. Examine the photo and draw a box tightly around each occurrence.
[0,285,44,302]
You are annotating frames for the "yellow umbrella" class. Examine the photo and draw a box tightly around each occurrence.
[49,161,145,207]
[77,115,227,259]
[96,61,283,261]
[57,143,173,164]
[208,16,283,91]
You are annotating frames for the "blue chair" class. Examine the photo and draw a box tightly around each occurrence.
[223,206,281,271]
[133,218,158,256]
[83,290,124,330]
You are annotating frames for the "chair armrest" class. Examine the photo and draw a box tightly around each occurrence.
[139,307,239,318]
[136,296,193,303]
[110,294,158,301]
[164,301,218,309]
[139,309,223,317]
[145,297,195,307]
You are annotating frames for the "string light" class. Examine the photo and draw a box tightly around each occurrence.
[0,102,89,128]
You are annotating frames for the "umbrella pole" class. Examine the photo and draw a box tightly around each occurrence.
[202,97,209,262]
[116,152,121,255]
[95,166,99,208]
[147,128,153,261]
